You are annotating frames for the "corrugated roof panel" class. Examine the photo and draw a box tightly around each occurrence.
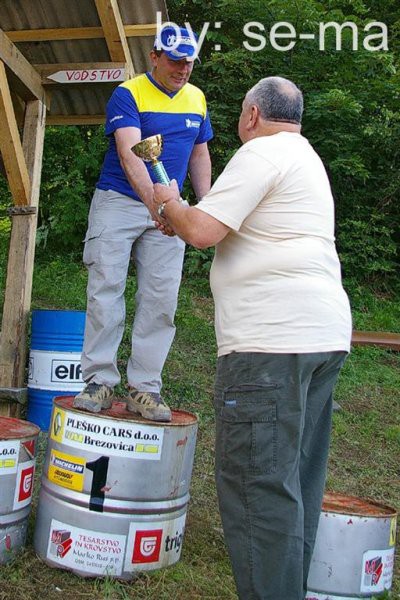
[0,0,168,120]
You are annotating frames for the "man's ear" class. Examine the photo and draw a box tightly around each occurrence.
[149,50,158,68]
[249,104,259,128]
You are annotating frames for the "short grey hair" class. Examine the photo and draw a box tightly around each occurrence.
[246,76,303,124]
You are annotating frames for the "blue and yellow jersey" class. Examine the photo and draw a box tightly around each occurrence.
[97,73,213,200]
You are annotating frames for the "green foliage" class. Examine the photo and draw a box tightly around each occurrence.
[184,245,214,276]
[338,215,398,282]
[170,0,400,285]
[36,125,107,256]
[3,0,396,286]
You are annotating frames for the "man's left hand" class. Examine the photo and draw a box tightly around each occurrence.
[155,220,176,237]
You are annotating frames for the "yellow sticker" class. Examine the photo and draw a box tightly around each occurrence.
[389,517,397,546]
[48,450,85,491]
[135,444,159,454]
[0,459,16,469]
[51,407,65,443]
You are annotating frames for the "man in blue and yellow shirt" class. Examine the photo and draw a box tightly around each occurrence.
[74,26,213,421]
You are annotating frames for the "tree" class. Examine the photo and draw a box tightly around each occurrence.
[170,0,400,286]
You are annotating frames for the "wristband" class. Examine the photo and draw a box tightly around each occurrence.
[158,202,166,218]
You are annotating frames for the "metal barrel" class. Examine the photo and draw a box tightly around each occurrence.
[34,397,198,579]
[27,310,86,430]
[306,491,397,599]
[0,417,40,564]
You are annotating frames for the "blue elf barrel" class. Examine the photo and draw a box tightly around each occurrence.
[27,310,86,430]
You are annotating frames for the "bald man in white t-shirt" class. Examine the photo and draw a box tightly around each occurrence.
[153,76,352,600]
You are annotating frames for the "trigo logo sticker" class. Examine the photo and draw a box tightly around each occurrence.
[124,514,186,572]
[53,410,164,461]
[0,441,20,475]
[48,450,85,491]
[13,460,35,509]
[361,548,395,593]
[47,519,126,576]
[133,530,162,564]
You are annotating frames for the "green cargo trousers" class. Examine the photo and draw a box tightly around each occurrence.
[214,351,347,600]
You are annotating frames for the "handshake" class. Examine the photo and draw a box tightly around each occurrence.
[153,179,183,237]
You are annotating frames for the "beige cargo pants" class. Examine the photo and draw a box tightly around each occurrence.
[81,188,185,392]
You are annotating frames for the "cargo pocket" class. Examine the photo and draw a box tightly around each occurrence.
[220,384,278,475]
[83,225,105,266]
[83,226,130,268]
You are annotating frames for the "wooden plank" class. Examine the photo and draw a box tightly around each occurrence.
[124,24,157,37]
[0,99,46,417]
[0,28,50,108]
[94,0,135,77]
[46,114,105,125]
[5,24,157,43]
[10,89,26,129]
[0,62,31,205]
[352,331,400,351]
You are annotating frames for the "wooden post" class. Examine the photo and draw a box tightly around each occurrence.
[0,97,46,416]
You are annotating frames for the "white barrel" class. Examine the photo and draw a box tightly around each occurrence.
[306,492,397,599]
[34,397,198,578]
[0,417,40,564]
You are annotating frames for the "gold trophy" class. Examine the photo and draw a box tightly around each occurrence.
[131,134,170,185]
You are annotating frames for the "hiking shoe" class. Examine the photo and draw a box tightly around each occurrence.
[126,389,172,422]
[73,383,113,413]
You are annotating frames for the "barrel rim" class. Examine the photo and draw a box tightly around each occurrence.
[0,416,40,439]
[53,396,198,426]
[322,491,397,517]
[32,309,86,316]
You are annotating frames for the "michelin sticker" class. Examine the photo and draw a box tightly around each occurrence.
[48,450,85,491]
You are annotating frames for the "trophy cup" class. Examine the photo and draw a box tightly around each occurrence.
[131,134,170,185]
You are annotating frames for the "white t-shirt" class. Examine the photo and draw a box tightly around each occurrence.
[196,132,352,357]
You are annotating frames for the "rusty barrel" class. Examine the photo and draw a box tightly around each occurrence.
[0,417,40,564]
[306,492,397,599]
[33,397,198,578]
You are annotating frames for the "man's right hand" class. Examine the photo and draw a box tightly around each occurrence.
[146,198,162,224]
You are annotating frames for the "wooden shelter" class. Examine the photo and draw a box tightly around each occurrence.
[0,0,167,416]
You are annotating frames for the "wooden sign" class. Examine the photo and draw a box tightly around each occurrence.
[46,68,126,83]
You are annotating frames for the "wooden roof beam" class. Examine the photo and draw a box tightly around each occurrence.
[46,115,105,125]
[0,28,50,109]
[94,0,135,78]
[0,61,31,205]
[5,24,157,43]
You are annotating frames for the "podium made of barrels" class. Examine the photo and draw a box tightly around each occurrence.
[0,403,397,594]
[33,397,198,578]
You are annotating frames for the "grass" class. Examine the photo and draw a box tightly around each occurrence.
[0,254,399,599]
